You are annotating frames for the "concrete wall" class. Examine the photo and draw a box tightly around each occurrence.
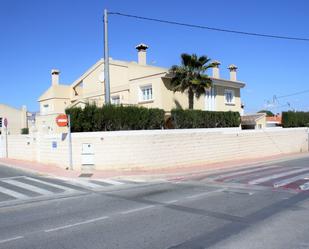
[6,135,37,161]
[1,128,308,170]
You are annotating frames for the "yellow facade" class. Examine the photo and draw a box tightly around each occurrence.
[0,104,28,135]
[38,45,245,132]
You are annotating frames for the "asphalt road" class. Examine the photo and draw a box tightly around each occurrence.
[0,155,309,249]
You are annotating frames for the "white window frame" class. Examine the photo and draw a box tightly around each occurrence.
[41,104,50,114]
[139,84,153,102]
[224,89,235,105]
[111,95,121,105]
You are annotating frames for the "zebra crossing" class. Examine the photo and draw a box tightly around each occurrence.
[0,176,142,206]
[192,164,309,192]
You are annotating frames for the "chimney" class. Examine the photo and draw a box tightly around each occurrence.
[135,43,149,65]
[228,64,238,81]
[51,69,60,86]
[212,60,221,78]
[21,105,28,128]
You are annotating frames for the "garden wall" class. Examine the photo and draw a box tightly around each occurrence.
[1,128,308,170]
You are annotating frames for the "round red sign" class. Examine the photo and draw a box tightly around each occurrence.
[3,118,8,128]
[56,114,68,127]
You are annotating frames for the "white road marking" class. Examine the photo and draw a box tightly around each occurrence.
[186,188,225,199]
[0,176,24,181]
[23,177,77,192]
[2,179,53,195]
[273,173,309,188]
[0,185,29,200]
[0,236,24,244]
[69,179,105,189]
[299,182,309,190]
[214,165,280,180]
[164,200,178,204]
[121,205,154,214]
[45,216,109,233]
[97,179,124,185]
[248,168,309,185]
[223,190,254,195]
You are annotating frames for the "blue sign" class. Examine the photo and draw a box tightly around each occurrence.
[52,141,57,149]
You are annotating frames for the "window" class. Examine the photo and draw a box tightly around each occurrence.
[42,104,50,114]
[0,117,2,128]
[111,95,120,105]
[139,85,153,102]
[224,89,235,104]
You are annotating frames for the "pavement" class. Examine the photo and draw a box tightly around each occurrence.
[0,152,308,181]
[0,154,309,248]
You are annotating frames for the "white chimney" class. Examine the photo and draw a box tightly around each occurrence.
[228,64,238,81]
[135,43,149,65]
[212,60,221,78]
[51,69,60,86]
[21,105,28,129]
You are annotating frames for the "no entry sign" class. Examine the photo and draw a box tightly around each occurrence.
[56,114,68,127]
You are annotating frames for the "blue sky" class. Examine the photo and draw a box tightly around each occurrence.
[1,0,309,113]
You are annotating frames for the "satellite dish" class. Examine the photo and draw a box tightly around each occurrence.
[99,72,105,83]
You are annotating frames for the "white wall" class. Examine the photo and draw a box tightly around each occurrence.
[1,128,308,170]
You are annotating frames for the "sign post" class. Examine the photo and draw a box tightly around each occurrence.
[56,114,73,170]
[4,118,8,158]
[67,115,73,170]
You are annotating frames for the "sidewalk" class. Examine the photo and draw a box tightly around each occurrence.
[0,152,308,181]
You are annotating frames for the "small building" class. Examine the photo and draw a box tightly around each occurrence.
[266,115,282,127]
[241,113,266,130]
[0,104,28,135]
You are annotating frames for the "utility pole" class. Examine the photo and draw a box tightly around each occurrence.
[104,9,111,105]
[67,115,73,170]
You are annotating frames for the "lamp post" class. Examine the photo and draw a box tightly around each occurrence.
[104,9,111,105]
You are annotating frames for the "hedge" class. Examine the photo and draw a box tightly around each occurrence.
[21,128,29,134]
[282,111,309,128]
[65,105,165,132]
[171,109,240,129]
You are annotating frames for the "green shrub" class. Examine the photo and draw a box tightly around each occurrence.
[21,128,29,134]
[282,111,309,128]
[65,107,84,132]
[66,104,165,132]
[171,109,240,129]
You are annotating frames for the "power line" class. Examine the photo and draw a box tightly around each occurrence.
[109,12,309,42]
[276,89,309,99]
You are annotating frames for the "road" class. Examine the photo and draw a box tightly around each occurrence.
[0,155,309,249]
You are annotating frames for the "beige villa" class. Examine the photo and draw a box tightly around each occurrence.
[0,104,29,135]
[38,44,245,132]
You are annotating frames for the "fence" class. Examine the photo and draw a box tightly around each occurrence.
[0,127,308,170]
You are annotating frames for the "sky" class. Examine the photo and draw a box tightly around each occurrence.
[1,0,309,113]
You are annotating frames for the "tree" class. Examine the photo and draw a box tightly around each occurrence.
[258,110,274,117]
[169,53,215,109]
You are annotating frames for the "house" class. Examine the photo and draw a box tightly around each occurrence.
[241,113,266,130]
[0,104,28,135]
[266,115,282,127]
[37,44,246,132]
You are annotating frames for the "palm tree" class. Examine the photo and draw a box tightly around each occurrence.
[169,53,215,109]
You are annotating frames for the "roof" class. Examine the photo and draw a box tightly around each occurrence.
[0,103,22,112]
[162,74,245,88]
[71,58,168,89]
[38,84,71,102]
[266,115,282,124]
[241,113,266,125]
